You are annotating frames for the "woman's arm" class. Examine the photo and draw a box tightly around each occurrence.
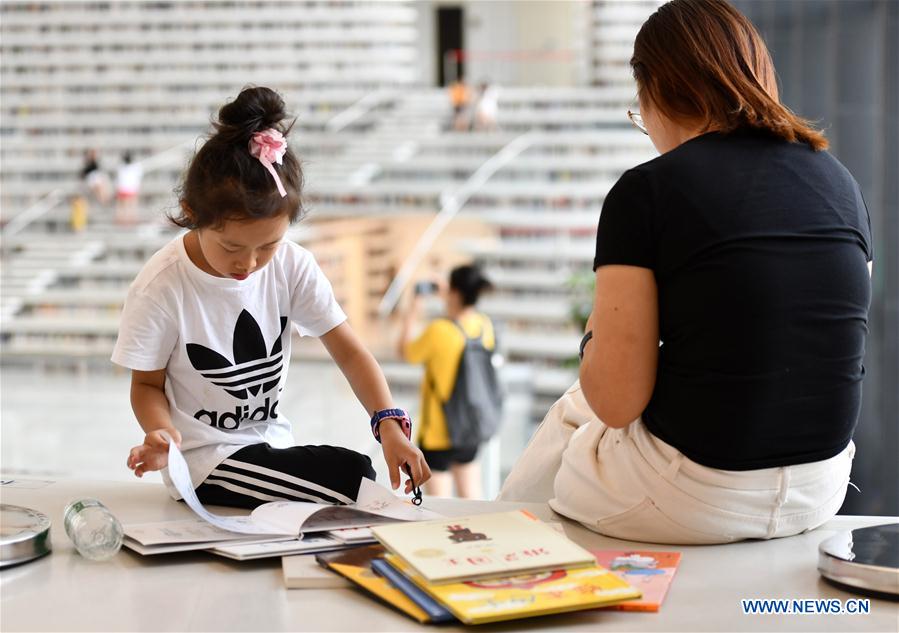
[397,294,424,358]
[321,322,431,491]
[579,265,659,428]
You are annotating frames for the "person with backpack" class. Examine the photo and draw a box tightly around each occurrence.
[398,265,502,498]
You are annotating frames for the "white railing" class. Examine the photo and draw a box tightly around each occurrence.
[377,131,538,317]
[325,90,397,134]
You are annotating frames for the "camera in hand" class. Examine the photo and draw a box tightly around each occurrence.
[414,281,439,296]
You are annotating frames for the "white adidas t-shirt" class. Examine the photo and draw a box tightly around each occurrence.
[111,234,346,498]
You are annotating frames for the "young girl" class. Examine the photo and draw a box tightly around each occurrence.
[113,86,430,509]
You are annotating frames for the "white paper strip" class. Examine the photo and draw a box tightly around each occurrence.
[167,440,289,535]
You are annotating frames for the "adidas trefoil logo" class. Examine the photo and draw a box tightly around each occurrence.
[187,310,288,401]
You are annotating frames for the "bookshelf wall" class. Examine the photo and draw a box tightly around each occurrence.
[0,0,421,217]
[589,0,664,88]
[2,0,660,420]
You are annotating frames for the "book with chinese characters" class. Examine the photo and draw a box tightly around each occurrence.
[371,510,596,584]
[385,553,641,625]
[314,545,432,624]
[592,550,682,612]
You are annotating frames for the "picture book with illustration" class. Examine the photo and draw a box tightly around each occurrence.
[385,553,641,625]
[592,550,681,612]
[371,510,596,584]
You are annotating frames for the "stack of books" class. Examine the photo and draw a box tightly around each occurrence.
[315,510,650,625]
[121,478,440,560]
[122,517,379,560]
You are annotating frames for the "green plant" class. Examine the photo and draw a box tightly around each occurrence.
[567,269,595,331]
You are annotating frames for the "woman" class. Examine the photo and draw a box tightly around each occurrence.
[399,265,498,498]
[500,0,872,544]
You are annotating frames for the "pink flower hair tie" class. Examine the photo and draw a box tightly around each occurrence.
[248,129,288,197]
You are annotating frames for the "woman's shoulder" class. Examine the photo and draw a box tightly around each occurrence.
[473,311,494,326]
[625,129,857,188]
[429,317,460,331]
[422,318,470,342]
[412,319,462,354]
[797,143,860,189]
[624,131,726,179]
[459,312,495,336]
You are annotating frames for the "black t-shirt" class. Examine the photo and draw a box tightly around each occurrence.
[594,129,873,470]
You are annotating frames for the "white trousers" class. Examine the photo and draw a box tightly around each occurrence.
[499,381,855,544]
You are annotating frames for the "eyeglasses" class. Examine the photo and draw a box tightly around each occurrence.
[627,109,648,135]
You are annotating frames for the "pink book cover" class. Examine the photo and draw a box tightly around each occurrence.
[591,550,681,612]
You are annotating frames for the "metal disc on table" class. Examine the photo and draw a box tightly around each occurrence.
[0,504,52,568]
[818,523,899,596]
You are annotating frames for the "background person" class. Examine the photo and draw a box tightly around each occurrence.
[472,81,499,132]
[448,77,471,131]
[80,148,111,205]
[500,0,872,544]
[114,151,143,225]
[398,265,498,498]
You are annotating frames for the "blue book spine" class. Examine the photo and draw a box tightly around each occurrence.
[370,559,456,623]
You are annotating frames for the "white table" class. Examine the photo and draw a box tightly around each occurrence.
[1,477,896,632]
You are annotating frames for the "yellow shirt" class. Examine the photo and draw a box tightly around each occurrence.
[403,313,496,450]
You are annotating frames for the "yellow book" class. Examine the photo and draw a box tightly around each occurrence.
[371,510,596,584]
[385,553,642,625]
[315,545,431,624]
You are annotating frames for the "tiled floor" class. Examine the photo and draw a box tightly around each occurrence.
[1,364,536,498]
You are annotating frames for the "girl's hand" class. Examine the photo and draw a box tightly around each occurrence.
[379,420,431,494]
[127,428,182,478]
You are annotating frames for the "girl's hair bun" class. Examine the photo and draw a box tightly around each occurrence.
[214,86,289,144]
[171,85,304,230]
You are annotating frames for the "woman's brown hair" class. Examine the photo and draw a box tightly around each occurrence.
[632,0,828,150]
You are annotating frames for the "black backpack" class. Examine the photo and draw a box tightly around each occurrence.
[428,319,503,449]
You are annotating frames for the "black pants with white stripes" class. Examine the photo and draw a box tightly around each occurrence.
[195,443,377,510]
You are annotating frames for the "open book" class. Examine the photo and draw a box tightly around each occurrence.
[123,518,295,555]
[163,439,441,537]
